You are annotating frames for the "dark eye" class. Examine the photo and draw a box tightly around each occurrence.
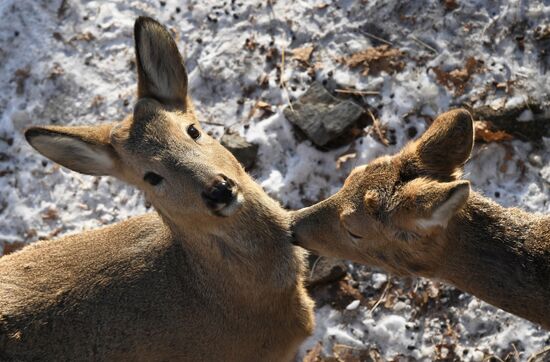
[346,229,362,240]
[187,124,201,140]
[143,172,164,186]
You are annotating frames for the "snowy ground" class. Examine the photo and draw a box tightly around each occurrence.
[1,0,550,360]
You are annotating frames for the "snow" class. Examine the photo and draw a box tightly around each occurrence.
[1,0,550,360]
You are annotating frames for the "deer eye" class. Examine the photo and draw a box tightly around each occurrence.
[346,229,363,240]
[187,124,201,140]
[143,172,164,186]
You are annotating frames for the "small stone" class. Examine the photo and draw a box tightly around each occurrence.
[393,301,407,311]
[371,272,388,289]
[471,350,484,362]
[345,299,360,310]
[220,132,259,171]
[529,153,543,167]
[283,82,367,149]
[307,256,347,286]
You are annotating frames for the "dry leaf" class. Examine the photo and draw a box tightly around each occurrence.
[2,241,26,256]
[256,101,272,111]
[69,31,95,43]
[344,45,405,76]
[14,67,31,95]
[443,0,459,11]
[243,37,255,51]
[475,121,513,143]
[244,37,257,51]
[368,349,383,362]
[41,207,59,221]
[426,282,440,298]
[336,152,357,169]
[48,63,65,79]
[333,344,359,361]
[246,100,274,121]
[307,62,324,78]
[257,73,269,88]
[332,344,381,362]
[265,47,278,62]
[292,46,314,64]
[367,109,389,146]
[91,95,105,108]
[534,25,550,41]
[303,342,323,362]
[315,3,329,9]
[421,290,429,305]
[48,227,64,239]
[430,57,481,95]
[384,293,397,309]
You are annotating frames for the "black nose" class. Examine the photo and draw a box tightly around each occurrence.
[202,175,236,210]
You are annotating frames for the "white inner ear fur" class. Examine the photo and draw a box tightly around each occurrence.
[31,135,114,174]
[415,185,470,230]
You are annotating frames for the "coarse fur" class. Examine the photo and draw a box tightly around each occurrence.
[292,109,550,330]
[0,17,314,361]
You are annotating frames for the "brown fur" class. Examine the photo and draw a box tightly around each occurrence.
[292,109,550,329]
[0,17,314,361]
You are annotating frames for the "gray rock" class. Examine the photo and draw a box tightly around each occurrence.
[284,82,366,148]
[307,256,348,287]
[471,103,550,142]
[220,132,259,171]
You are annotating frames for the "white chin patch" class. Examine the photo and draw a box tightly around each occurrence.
[218,192,244,217]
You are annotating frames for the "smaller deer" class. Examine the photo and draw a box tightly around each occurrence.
[0,17,314,361]
[292,109,550,329]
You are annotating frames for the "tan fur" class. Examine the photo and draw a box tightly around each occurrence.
[292,108,550,329]
[1,17,314,361]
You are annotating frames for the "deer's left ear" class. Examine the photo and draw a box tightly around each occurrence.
[403,109,474,180]
[134,16,188,109]
[399,178,470,231]
[25,124,119,176]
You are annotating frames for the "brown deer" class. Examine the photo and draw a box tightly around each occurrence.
[0,17,314,361]
[292,109,550,329]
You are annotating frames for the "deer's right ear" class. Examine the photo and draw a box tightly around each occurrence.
[399,178,470,231]
[406,109,474,179]
[25,124,118,176]
[134,16,188,109]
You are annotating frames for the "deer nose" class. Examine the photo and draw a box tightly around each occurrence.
[202,175,236,212]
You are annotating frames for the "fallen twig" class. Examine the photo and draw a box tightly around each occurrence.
[410,35,438,54]
[309,256,323,280]
[368,277,391,316]
[279,45,294,112]
[367,108,389,146]
[335,88,380,96]
[528,346,550,362]
[359,30,394,46]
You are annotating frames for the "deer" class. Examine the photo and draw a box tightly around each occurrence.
[291,109,550,330]
[0,17,314,361]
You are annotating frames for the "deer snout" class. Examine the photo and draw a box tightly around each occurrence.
[202,175,242,216]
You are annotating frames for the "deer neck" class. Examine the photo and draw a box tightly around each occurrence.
[433,192,550,327]
[162,182,306,308]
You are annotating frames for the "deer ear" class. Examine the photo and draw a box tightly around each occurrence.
[399,179,470,230]
[406,109,474,179]
[25,124,118,176]
[134,17,188,109]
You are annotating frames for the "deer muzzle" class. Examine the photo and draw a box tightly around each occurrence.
[202,174,242,217]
